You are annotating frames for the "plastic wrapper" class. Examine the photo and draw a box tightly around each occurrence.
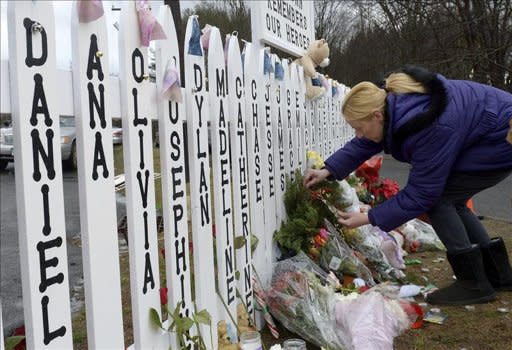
[334,290,412,350]
[344,225,406,281]
[398,219,445,253]
[319,220,376,286]
[337,180,361,213]
[374,229,406,270]
[267,252,350,350]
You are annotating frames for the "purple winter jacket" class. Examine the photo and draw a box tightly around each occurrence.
[324,75,512,231]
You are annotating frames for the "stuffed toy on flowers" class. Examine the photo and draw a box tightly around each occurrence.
[294,39,330,100]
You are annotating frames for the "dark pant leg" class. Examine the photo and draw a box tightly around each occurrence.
[427,169,511,252]
[454,202,490,246]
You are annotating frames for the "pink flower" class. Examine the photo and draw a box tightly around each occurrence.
[318,228,329,240]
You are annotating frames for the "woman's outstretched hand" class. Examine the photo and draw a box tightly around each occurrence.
[337,210,369,229]
[303,168,331,188]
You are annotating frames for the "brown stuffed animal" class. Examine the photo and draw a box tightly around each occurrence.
[237,303,255,336]
[217,320,239,350]
[294,39,330,100]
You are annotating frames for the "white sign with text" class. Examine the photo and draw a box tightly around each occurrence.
[250,0,315,57]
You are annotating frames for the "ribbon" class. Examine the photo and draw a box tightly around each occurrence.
[311,77,322,87]
[274,61,284,81]
[77,0,104,23]
[136,0,166,47]
[263,51,273,75]
[321,75,330,90]
[200,24,212,51]
[161,60,182,103]
[188,16,202,56]
[252,276,279,339]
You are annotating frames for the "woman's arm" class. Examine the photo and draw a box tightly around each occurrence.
[324,137,383,180]
[368,124,462,231]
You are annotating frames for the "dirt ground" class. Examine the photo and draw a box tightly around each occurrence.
[260,218,512,350]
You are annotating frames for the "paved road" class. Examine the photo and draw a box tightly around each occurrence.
[380,156,512,221]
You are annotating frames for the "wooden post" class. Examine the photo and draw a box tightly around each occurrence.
[118,2,164,348]
[155,5,194,349]
[71,2,124,348]
[184,15,218,349]
[227,34,254,321]
[7,2,73,348]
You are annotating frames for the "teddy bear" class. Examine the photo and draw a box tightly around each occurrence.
[217,320,239,350]
[294,39,330,100]
[237,303,255,336]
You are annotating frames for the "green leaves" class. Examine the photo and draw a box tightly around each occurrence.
[149,308,164,330]
[194,309,212,326]
[5,336,25,350]
[250,233,259,253]
[234,235,246,249]
[150,303,212,349]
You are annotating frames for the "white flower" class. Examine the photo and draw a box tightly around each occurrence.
[334,292,359,302]
[269,345,283,350]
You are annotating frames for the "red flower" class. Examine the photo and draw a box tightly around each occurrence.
[310,190,321,200]
[160,287,168,305]
[358,285,370,293]
[160,248,166,259]
[381,178,399,199]
[12,326,26,350]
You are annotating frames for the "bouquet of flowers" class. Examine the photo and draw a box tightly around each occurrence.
[266,254,417,350]
[344,225,406,282]
[353,156,400,206]
[319,219,376,286]
[397,218,445,253]
[274,170,344,256]
[334,288,416,350]
[266,252,350,350]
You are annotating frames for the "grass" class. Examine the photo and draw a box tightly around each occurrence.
[113,144,163,211]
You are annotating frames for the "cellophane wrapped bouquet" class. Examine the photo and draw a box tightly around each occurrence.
[267,253,418,350]
[397,218,445,253]
[319,220,376,287]
[266,252,350,350]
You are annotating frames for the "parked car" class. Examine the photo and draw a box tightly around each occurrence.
[0,116,123,171]
[112,127,123,145]
[0,126,13,171]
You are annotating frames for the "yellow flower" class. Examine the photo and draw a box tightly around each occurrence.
[307,150,324,169]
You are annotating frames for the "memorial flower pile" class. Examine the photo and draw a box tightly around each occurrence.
[268,152,445,349]
[266,253,418,350]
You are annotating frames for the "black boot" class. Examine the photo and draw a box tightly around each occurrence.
[481,237,512,291]
[426,245,496,305]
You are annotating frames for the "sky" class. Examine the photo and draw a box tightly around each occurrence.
[0,0,198,72]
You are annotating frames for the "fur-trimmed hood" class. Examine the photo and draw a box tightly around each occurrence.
[382,65,449,155]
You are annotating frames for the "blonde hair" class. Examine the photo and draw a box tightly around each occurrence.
[342,72,427,121]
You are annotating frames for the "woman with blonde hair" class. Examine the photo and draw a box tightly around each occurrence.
[304,65,512,305]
